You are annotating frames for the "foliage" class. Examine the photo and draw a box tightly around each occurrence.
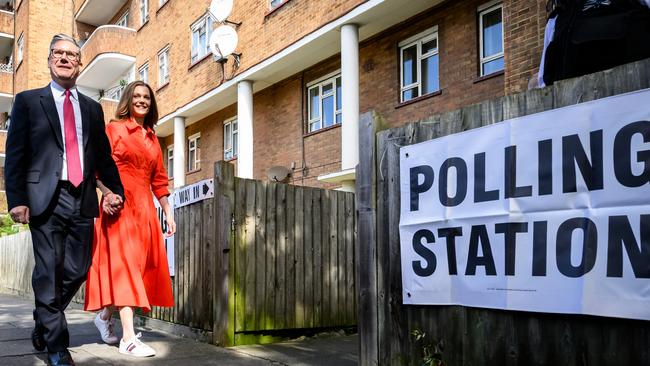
[411,329,445,366]
[0,214,21,236]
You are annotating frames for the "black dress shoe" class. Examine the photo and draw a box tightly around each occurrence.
[31,326,45,351]
[47,350,75,366]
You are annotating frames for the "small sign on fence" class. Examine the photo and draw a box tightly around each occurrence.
[173,179,215,208]
[399,88,650,320]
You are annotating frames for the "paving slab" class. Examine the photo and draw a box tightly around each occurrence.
[0,293,358,365]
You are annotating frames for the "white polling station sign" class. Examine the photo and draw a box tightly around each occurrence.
[399,88,650,320]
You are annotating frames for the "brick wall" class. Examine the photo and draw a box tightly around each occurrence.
[0,8,13,34]
[14,0,76,93]
[0,71,11,94]
[71,0,365,119]
[79,25,137,67]
[503,0,547,94]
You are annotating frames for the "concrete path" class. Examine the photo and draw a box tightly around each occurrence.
[0,293,358,365]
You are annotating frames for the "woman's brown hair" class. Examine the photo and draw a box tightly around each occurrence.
[114,80,159,130]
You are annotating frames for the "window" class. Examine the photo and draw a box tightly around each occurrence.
[158,46,170,86]
[139,63,149,84]
[270,0,284,9]
[307,72,342,133]
[191,14,214,63]
[188,133,201,172]
[399,27,439,103]
[478,2,504,76]
[17,33,23,65]
[140,0,149,26]
[223,117,238,160]
[167,145,174,179]
[116,11,129,27]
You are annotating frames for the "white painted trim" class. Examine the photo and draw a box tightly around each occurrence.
[306,69,341,88]
[77,53,136,81]
[156,0,387,127]
[0,32,14,39]
[0,92,13,98]
[317,167,356,183]
[0,9,14,15]
[81,25,136,52]
[75,0,90,19]
[399,28,438,102]
[478,2,504,76]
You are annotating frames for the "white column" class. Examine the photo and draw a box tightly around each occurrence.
[237,80,254,179]
[341,23,359,171]
[173,116,186,188]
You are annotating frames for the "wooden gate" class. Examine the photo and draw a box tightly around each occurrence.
[212,162,357,345]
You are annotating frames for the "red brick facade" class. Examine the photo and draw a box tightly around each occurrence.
[6,0,552,193]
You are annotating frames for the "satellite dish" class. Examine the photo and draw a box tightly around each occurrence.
[267,166,291,183]
[210,25,238,60]
[209,0,233,22]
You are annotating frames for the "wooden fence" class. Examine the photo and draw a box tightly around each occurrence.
[357,58,650,366]
[0,162,356,346]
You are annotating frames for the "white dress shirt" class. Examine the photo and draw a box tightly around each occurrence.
[50,81,85,180]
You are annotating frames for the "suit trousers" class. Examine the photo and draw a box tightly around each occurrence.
[29,183,93,352]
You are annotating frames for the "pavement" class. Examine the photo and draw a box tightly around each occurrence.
[0,293,358,365]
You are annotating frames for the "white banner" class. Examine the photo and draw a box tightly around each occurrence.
[154,196,175,276]
[399,89,650,320]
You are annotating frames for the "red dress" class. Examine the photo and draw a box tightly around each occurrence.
[85,118,173,312]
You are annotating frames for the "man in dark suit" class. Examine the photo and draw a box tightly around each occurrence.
[4,34,124,366]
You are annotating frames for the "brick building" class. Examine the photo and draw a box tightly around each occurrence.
[0,0,549,211]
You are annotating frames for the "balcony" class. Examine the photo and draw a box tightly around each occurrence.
[75,0,129,26]
[77,25,136,91]
[0,8,13,35]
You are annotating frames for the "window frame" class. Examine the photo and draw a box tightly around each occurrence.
[478,1,504,77]
[16,33,24,65]
[159,0,169,7]
[270,0,285,10]
[187,133,201,172]
[116,11,129,27]
[138,62,149,84]
[140,0,149,26]
[223,117,238,160]
[158,46,170,86]
[306,70,342,133]
[398,26,440,103]
[167,144,174,179]
[190,13,214,64]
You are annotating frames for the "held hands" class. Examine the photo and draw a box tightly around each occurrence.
[9,206,30,224]
[102,192,124,215]
[165,215,176,238]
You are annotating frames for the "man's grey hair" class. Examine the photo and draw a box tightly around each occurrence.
[49,34,81,57]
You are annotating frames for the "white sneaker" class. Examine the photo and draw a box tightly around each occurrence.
[93,313,119,344]
[119,333,156,357]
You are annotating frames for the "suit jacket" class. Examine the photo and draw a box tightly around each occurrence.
[4,85,124,217]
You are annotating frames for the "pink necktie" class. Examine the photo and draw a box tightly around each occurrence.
[64,89,82,187]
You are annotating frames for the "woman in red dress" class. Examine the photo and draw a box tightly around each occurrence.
[84,81,175,357]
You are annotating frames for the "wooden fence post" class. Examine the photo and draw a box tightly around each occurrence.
[213,161,235,346]
[357,111,379,365]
